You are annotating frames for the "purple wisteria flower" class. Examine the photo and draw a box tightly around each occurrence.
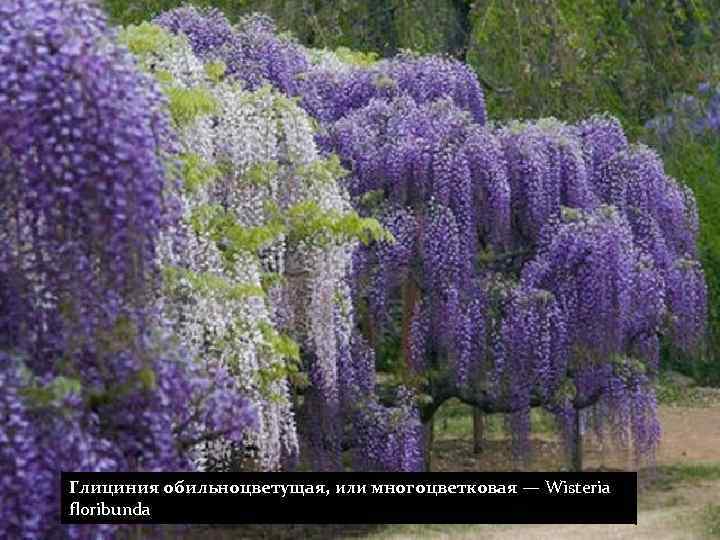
[0,2,256,537]
[324,92,705,466]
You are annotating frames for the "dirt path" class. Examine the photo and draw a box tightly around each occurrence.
[425,479,720,540]
[380,404,720,540]
[430,405,720,472]
[654,406,720,465]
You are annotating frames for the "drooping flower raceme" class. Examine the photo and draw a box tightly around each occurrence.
[323,95,706,464]
[297,53,487,124]
[0,2,256,538]
[122,23,398,473]
[154,7,310,95]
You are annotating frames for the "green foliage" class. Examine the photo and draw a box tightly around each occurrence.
[468,1,716,133]
[308,46,379,67]
[654,136,720,386]
[204,60,227,83]
[296,155,346,186]
[119,23,220,128]
[394,0,469,56]
[21,375,83,408]
[332,47,379,67]
[285,200,390,246]
[243,161,280,188]
[163,266,266,300]
[189,194,387,263]
[250,0,399,54]
[223,221,286,256]
[137,367,157,391]
[260,271,284,292]
[705,503,720,538]
[166,86,219,126]
[258,321,300,362]
[105,0,248,25]
[117,20,175,55]
[359,189,386,211]
[180,153,220,193]
[190,202,284,257]
[275,156,389,248]
[374,330,402,373]
[154,70,175,85]
[257,321,302,395]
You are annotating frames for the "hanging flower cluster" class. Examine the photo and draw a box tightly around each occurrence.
[120,22,398,473]
[321,92,706,463]
[154,8,309,95]
[297,53,486,124]
[0,2,256,538]
[351,386,424,472]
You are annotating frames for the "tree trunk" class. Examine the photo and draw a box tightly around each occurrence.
[472,407,484,454]
[571,409,583,472]
[423,417,435,472]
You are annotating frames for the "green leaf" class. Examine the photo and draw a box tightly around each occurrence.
[180,153,220,194]
[205,61,227,83]
[166,86,219,127]
[138,367,156,390]
[118,22,174,56]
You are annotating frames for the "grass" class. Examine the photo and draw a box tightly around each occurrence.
[651,463,720,491]
[435,377,720,442]
[651,369,720,407]
[434,398,558,442]
[658,385,720,408]
[704,504,720,538]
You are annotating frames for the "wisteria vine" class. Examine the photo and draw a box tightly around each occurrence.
[0,4,710,537]
[0,2,255,537]
[324,101,706,466]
